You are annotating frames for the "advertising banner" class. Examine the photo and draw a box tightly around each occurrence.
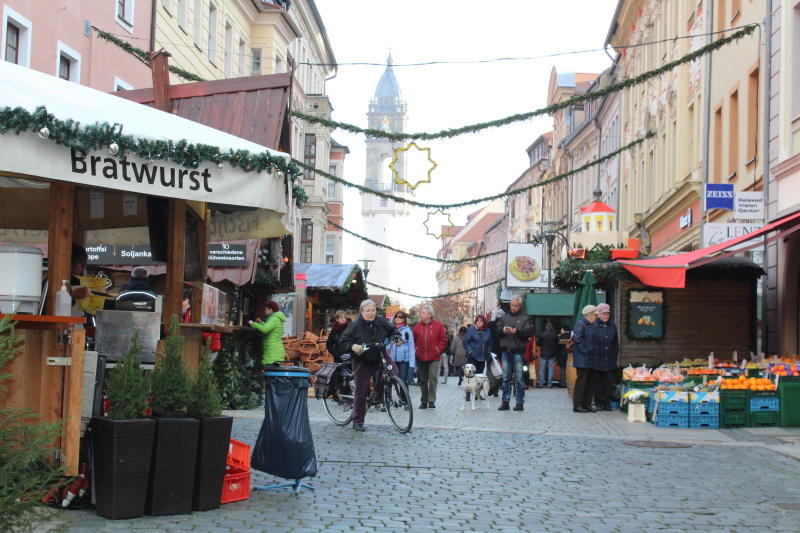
[506,242,549,288]
[702,222,764,249]
[703,183,735,211]
[733,191,764,220]
[627,289,664,340]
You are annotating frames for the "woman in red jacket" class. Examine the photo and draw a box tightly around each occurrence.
[412,305,449,409]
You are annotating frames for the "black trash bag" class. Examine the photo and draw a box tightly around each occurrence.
[251,373,317,480]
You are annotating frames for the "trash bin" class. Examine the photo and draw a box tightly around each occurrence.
[251,366,317,486]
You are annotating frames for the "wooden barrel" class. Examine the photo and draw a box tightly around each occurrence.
[566,354,577,397]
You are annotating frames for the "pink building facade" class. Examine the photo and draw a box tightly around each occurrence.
[2,0,153,92]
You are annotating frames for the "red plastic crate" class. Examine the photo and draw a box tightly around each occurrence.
[221,468,251,504]
[227,439,250,472]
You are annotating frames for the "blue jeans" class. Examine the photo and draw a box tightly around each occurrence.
[501,352,526,405]
[395,361,413,384]
[539,357,555,387]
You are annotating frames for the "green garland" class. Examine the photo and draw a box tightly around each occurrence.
[329,220,506,264]
[93,27,206,83]
[0,106,307,206]
[294,132,653,210]
[292,24,757,141]
[367,278,503,299]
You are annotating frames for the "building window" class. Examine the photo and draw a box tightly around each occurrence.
[3,6,31,66]
[746,67,759,164]
[251,48,261,74]
[114,76,134,91]
[237,37,245,76]
[730,0,741,24]
[325,235,335,264]
[193,0,203,47]
[275,53,284,73]
[300,219,313,263]
[55,41,81,83]
[713,104,723,182]
[793,5,800,119]
[207,2,217,63]
[223,20,233,77]
[304,134,317,171]
[728,89,739,179]
[327,164,337,200]
[116,0,135,32]
[176,0,186,29]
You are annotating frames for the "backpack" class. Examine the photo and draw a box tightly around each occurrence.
[313,363,339,399]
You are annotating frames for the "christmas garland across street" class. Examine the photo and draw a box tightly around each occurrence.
[291,24,757,141]
[293,131,654,210]
[367,278,504,300]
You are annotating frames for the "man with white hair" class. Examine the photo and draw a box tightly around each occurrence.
[412,304,448,409]
[495,295,532,411]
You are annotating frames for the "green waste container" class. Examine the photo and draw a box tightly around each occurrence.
[779,382,800,427]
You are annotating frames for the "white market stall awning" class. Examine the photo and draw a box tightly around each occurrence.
[0,61,289,212]
[294,263,363,292]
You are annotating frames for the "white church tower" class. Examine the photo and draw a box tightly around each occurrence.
[361,53,413,295]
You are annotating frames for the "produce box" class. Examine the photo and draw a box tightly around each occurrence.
[750,411,779,428]
[655,413,689,428]
[689,414,720,429]
[690,391,719,404]
[656,391,690,403]
[749,396,779,412]
[721,411,749,428]
[779,382,800,427]
[656,400,689,416]
[623,380,658,390]
[690,402,720,416]
[746,369,765,378]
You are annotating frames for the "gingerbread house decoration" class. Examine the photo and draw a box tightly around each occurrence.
[580,200,616,233]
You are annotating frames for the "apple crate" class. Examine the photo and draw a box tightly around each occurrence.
[690,402,720,416]
[689,414,719,429]
[655,412,689,428]
[656,400,689,416]
[749,396,779,412]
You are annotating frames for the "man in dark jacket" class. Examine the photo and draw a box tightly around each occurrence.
[556,325,571,388]
[495,296,532,411]
[536,322,559,388]
[593,303,619,411]
[572,305,599,413]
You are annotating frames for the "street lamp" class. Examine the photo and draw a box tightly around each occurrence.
[531,220,568,294]
[357,259,374,284]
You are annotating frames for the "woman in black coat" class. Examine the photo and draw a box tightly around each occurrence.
[571,305,599,413]
[593,303,619,411]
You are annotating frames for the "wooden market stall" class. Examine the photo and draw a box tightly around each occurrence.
[0,60,293,474]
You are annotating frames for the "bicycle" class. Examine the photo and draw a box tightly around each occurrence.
[321,343,413,433]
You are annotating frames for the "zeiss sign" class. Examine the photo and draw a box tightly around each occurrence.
[704,183,735,211]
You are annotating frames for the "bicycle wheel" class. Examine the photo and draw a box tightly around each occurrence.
[322,366,354,426]
[384,375,413,433]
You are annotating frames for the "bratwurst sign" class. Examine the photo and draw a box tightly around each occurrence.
[0,133,287,212]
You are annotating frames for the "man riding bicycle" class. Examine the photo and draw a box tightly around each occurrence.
[338,298,397,432]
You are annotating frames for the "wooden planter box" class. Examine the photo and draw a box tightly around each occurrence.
[192,416,233,511]
[91,417,156,520]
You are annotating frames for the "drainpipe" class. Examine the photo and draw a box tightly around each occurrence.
[762,0,773,353]
[149,0,157,52]
[700,0,715,250]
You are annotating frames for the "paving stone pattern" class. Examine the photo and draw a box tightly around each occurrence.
[63,383,800,532]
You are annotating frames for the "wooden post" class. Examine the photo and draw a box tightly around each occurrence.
[149,51,172,112]
[46,182,75,315]
[62,329,85,476]
[164,200,186,328]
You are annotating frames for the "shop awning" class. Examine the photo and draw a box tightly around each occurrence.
[525,292,606,317]
[0,61,289,212]
[618,211,800,288]
[294,263,363,292]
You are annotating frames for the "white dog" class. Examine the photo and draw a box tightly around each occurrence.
[460,363,491,411]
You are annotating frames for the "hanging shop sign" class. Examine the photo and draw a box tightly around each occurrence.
[678,208,693,229]
[506,242,549,288]
[703,183,735,211]
[85,242,248,267]
[627,289,664,340]
[701,222,764,249]
[733,191,764,221]
[207,243,248,266]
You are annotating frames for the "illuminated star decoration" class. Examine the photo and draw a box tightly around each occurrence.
[422,209,455,239]
[445,268,463,282]
[389,142,438,190]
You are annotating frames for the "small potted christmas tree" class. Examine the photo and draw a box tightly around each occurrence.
[92,333,155,520]
[189,339,232,511]
[146,316,199,516]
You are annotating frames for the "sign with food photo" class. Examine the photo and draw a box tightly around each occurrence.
[627,289,664,340]
[505,242,548,288]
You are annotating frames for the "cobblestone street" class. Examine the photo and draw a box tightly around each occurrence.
[62,383,800,532]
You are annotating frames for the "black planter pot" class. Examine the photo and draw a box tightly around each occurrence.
[192,415,234,511]
[146,417,200,516]
[91,417,156,520]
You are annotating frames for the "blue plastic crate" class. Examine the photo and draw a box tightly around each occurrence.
[749,396,779,412]
[689,414,720,428]
[647,394,656,413]
[690,402,720,416]
[656,400,689,416]
[655,413,689,428]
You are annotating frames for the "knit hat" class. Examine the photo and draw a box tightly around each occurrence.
[581,304,598,316]
[597,303,611,314]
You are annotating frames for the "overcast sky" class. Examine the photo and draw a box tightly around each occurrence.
[314,0,618,304]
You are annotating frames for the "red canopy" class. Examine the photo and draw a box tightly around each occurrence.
[618,211,800,288]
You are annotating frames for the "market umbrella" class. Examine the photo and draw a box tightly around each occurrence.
[572,270,598,326]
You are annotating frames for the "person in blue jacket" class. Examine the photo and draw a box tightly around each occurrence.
[386,310,415,385]
[572,305,599,413]
[463,315,493,374]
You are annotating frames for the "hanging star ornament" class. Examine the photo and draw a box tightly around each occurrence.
[445,267,463,282]
[422,209,455,239]
[389,142,438,190]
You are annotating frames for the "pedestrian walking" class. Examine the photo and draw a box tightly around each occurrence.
[536,322,559,388]
[556,325,571,388]
[572,305,600,413]
[593,303,619,411]
[463,315,492,374]
[451,326,468,385]
[495,296,532,411]
[386,310,416,385]
[325,310,351,363]
[412,305,448,409]
[249,301,286,366]
[338,299,396,432]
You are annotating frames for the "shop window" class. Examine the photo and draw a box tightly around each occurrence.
[304,134,316,172]
[251,48,261,75]
[116,0,135,32]
[3,6,32,66]
[56,41,81,83]
[300,219,313,263]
